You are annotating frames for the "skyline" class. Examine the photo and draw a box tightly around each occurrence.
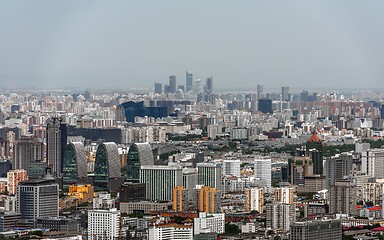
[1,0,384,89]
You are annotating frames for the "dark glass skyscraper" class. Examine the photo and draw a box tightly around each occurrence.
[186,71,193,93]
[169,75,176,93]
[94,142,120,190]
[206,76,213,93]
[126,143,154,182]
[46,117,67,176]
[63,142,88,189]
[258,98,273,114]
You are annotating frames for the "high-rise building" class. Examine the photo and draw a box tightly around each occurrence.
[301,90,309,103]
[257,84,263,99]
[88,208,120,240]
[222,159,241,177]
[266,203,295,231]
[363,148,384,178]
[169,75,177,93]
[381,105,384,119]
[306,133,324,175]
[94,142,121,191]
[13,135,44,171]
[16,178,59,224]
[281,86,290,101]
[244,187,264,213]
[126,143,154,182]
[183,168,198,201]
[194,185,221,213]
[7,169,28,195]
[254,158,272,192]
[197,162,222,192]
[154,82,163,94]
[289,219,342,240]
[273,187,294,204]
[329,179,357,215]
[46,117,67,176]
[172,186,188,212]
[120,182,146,202]
[205,76,213,93]
[140,165,183,201]
[289,156,313,185]
[186,71,193,93]
[258,98,273,114]
[62,142,88,189]
[325,152,353,188]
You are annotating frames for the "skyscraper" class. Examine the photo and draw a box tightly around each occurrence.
[126,143,154,182]
[154,82,163,94]
[281,86,290,101]
[46,117,67,176]
[244,187,264,213]
[194,185,221,213]
[13,135,44,171]
[205,76,213,93]
[186,71,193,93]
[257,84,263,99]
[197,162,222,191]
[94,142,120,191]
[254,158,272,192]
[169,75,177,93]
[258,98,273,114]
[62,142,88,189]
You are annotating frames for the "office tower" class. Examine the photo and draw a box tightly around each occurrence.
[205,76,213,93]
[169,75,177,93]
[289,219,342,240]
[301,90,309,102]
[244,187,264,213]
[329,179,358,215]
[254,158,272,191]
[94,142,120,191]
[193,212,225,235]
[266,203,295,231]
[62,142,88,189]
[16,178,59,223]
[172,186,188,212]
[186,71,193,92]
[88,208,120,240]
[197,162,222,191]
[126,143,154,182]
[0,211,21,232]
[289,156,313,185]
[46,117,67,176]
[281,86,290,101]
[7,169,28,195]
[258,98,273,113]
[154,82,163,94]
[120,101,169,123]
[273,187,294,204]
[120,182,146,202]
[140,165,183,201]
[222,159,241,177]
[257,84,263,99]
[363,148,384,178]
[183,168,198,201]
[381,105,384,119]
[13,135,44,171]
[325,153,353,188]
[306,133,324,175]
[194,185,221,213]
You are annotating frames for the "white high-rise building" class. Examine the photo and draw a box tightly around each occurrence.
[88,208,120,240]
[193,212,225,235]
[197,162,222,191]
[266,203,295,231]
[244,187,264,213]
[364,149,384,178]
[149,224,193,240]
[140,165,183,201]
[254,158,272,192]
[223,159,241,177]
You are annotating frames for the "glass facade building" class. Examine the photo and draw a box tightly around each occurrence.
[126,143,154,182]
[62,142,87,189]
[94,142,120,190]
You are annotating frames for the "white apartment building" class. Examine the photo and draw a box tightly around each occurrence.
[223,159,241,177]
[193,212,225,235]
[88,208,120,240]
[254,158,272,192]
[149,223,193,240]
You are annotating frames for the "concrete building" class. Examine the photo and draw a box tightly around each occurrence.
[273,187,294,204]
[254,158,272,192]
[16,178,59,224]
[329,179,358,215]
[193,212,225,235]
[13,135,44,171]
[7,169,28,195]
[266,203,295,231]
[46,117,67,176]
[222,159,241,177]
[172,186,188,212]
[88,208,120,240]
[120,201,171,214]
[325,153,353,189]
[35,217,81,232]
[182,168,198,201]
[244,187,264,213]
[289,219,342,240]
[194,185,221,214]
[120,182,146,202]
[0,211,21,232]
[140,165,183,201]
[149,223,193,240]
[197,162,222,192]
[93,193,115,209]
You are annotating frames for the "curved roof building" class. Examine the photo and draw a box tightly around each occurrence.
[126,143,154,181]
[63,142,87,188]
[94,142,120,190]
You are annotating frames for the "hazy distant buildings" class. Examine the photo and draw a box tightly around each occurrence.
[281,86,290,101]
[186,71,193,92]
[155,82,163,94]
[258,98,273,114]
[120,101,169,123]
[169,75,177,93]
[205,76,213,93]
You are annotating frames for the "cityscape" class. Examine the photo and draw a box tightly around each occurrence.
[2,1,384,240]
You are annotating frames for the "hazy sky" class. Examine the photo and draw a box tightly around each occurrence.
[1,0,384,90]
